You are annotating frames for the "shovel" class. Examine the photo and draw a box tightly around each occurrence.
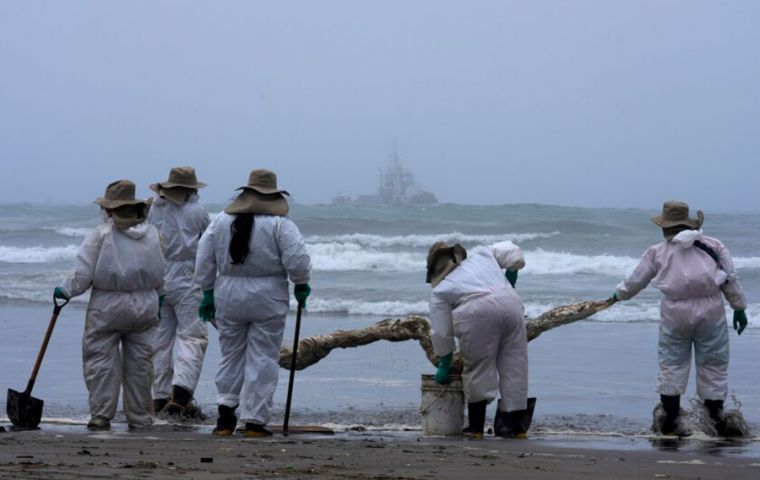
[6,295,68,430]
[282,302,304,436]
[277,303,332,435]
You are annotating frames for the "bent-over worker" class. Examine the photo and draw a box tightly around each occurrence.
[427,240,532,439]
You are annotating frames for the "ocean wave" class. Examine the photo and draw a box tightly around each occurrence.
[734,256,760,269]
[293,297,430,316]
[0,245,79,263]
[524,249,640,276]
[309,242,422,272]
[310,243,760,275]
[307,243,638,275]
[50,227,91,237]
[304,231,559,248]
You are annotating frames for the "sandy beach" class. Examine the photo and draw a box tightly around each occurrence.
[2,425,760,480]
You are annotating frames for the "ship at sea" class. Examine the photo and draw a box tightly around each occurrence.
[332,152,438,206]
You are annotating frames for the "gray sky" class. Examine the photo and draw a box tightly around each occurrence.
[1,1,758,210]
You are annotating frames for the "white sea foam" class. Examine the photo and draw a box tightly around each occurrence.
[52,227,91,237]
[524,249,639,276]
[310,243,760,275]
[734,256,760,269]
[0,245,79,263]
[293,297,430,316]
[305,231,559,248]
[309,242,422,272]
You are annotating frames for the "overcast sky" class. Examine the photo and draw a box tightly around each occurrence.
[1,1,758,210]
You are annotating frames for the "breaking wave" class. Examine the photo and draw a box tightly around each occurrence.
[0,245,79,263]
[49,227,91,237]
[304,231,559,248]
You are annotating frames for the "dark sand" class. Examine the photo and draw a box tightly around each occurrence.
[1,425,759,479]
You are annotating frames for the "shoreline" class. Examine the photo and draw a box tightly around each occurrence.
[2,425,760,479]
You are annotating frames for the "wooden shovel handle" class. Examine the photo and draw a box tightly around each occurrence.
[24,296,68,394]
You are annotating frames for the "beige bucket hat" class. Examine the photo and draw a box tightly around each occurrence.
[224,169,290,216]
[426,241,467,288]
[95,180,152,210]
[651,200,704,229]
[149,166,207,193]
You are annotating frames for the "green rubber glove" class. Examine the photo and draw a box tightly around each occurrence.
[53,287,69,300]
[733,310,748,336]
[294,283,311,309]
[434,352,453,385]
[198,290,215,322]
[158,294,165,321]
[505,270,518,288]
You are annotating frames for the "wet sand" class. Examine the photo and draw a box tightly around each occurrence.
[1,426,759,479]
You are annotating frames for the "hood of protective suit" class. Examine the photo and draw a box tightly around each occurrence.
[490,240,526,271]
[154,192,200,207]
[671,229,703,248]
[100,212,151,235]
[120,221,151,239]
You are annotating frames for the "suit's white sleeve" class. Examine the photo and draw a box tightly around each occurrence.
[194,218,218,291]
[716,241,747,311]
[277,218,311,285]
[429,293,456,356]
[489,241,526,271]
[616,247,657,300]
[61,227,105,298]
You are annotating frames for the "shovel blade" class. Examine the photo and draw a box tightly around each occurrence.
[6,388,43,430]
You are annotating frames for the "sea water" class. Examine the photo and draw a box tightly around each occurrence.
[1,203,758,437]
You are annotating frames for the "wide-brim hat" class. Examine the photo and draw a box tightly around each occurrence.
[236,169,290,196]
[149,166,207,194]
[426,241,467,288]
[650,200,704,229]
[95,179,152,210]
[224,189,289,216]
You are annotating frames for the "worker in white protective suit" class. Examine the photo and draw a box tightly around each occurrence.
[195,169,311,437]
[147,167,211,417]
[54,180,166,431]
[611,201,749,437]
[427,240,534,439]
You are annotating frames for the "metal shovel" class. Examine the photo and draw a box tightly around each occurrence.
[6,295,68,430]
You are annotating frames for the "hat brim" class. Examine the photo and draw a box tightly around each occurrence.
[426,244,467,287]
[236,185,290,196]
[150,181,206,194]
[95,197,152,210]
[224,191,289,216]
[650,210,704,229]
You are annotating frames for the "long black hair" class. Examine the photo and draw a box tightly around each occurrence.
[229,213,254,265]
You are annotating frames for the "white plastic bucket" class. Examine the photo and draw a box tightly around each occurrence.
[420,373,464,436]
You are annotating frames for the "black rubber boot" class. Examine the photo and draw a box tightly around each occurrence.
[153,398,168,414]
[213,405,237,436]
[703,399,741,437]
[164,385,192,416]
[660,395,680,435]
[494,398,537,439]
[463,400,487,438]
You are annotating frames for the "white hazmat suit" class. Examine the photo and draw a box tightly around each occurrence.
[429,241,528,412]
[148,195,210,400]
[61,220,166,428]
[615,230,747,400]
[195,213,311,425]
